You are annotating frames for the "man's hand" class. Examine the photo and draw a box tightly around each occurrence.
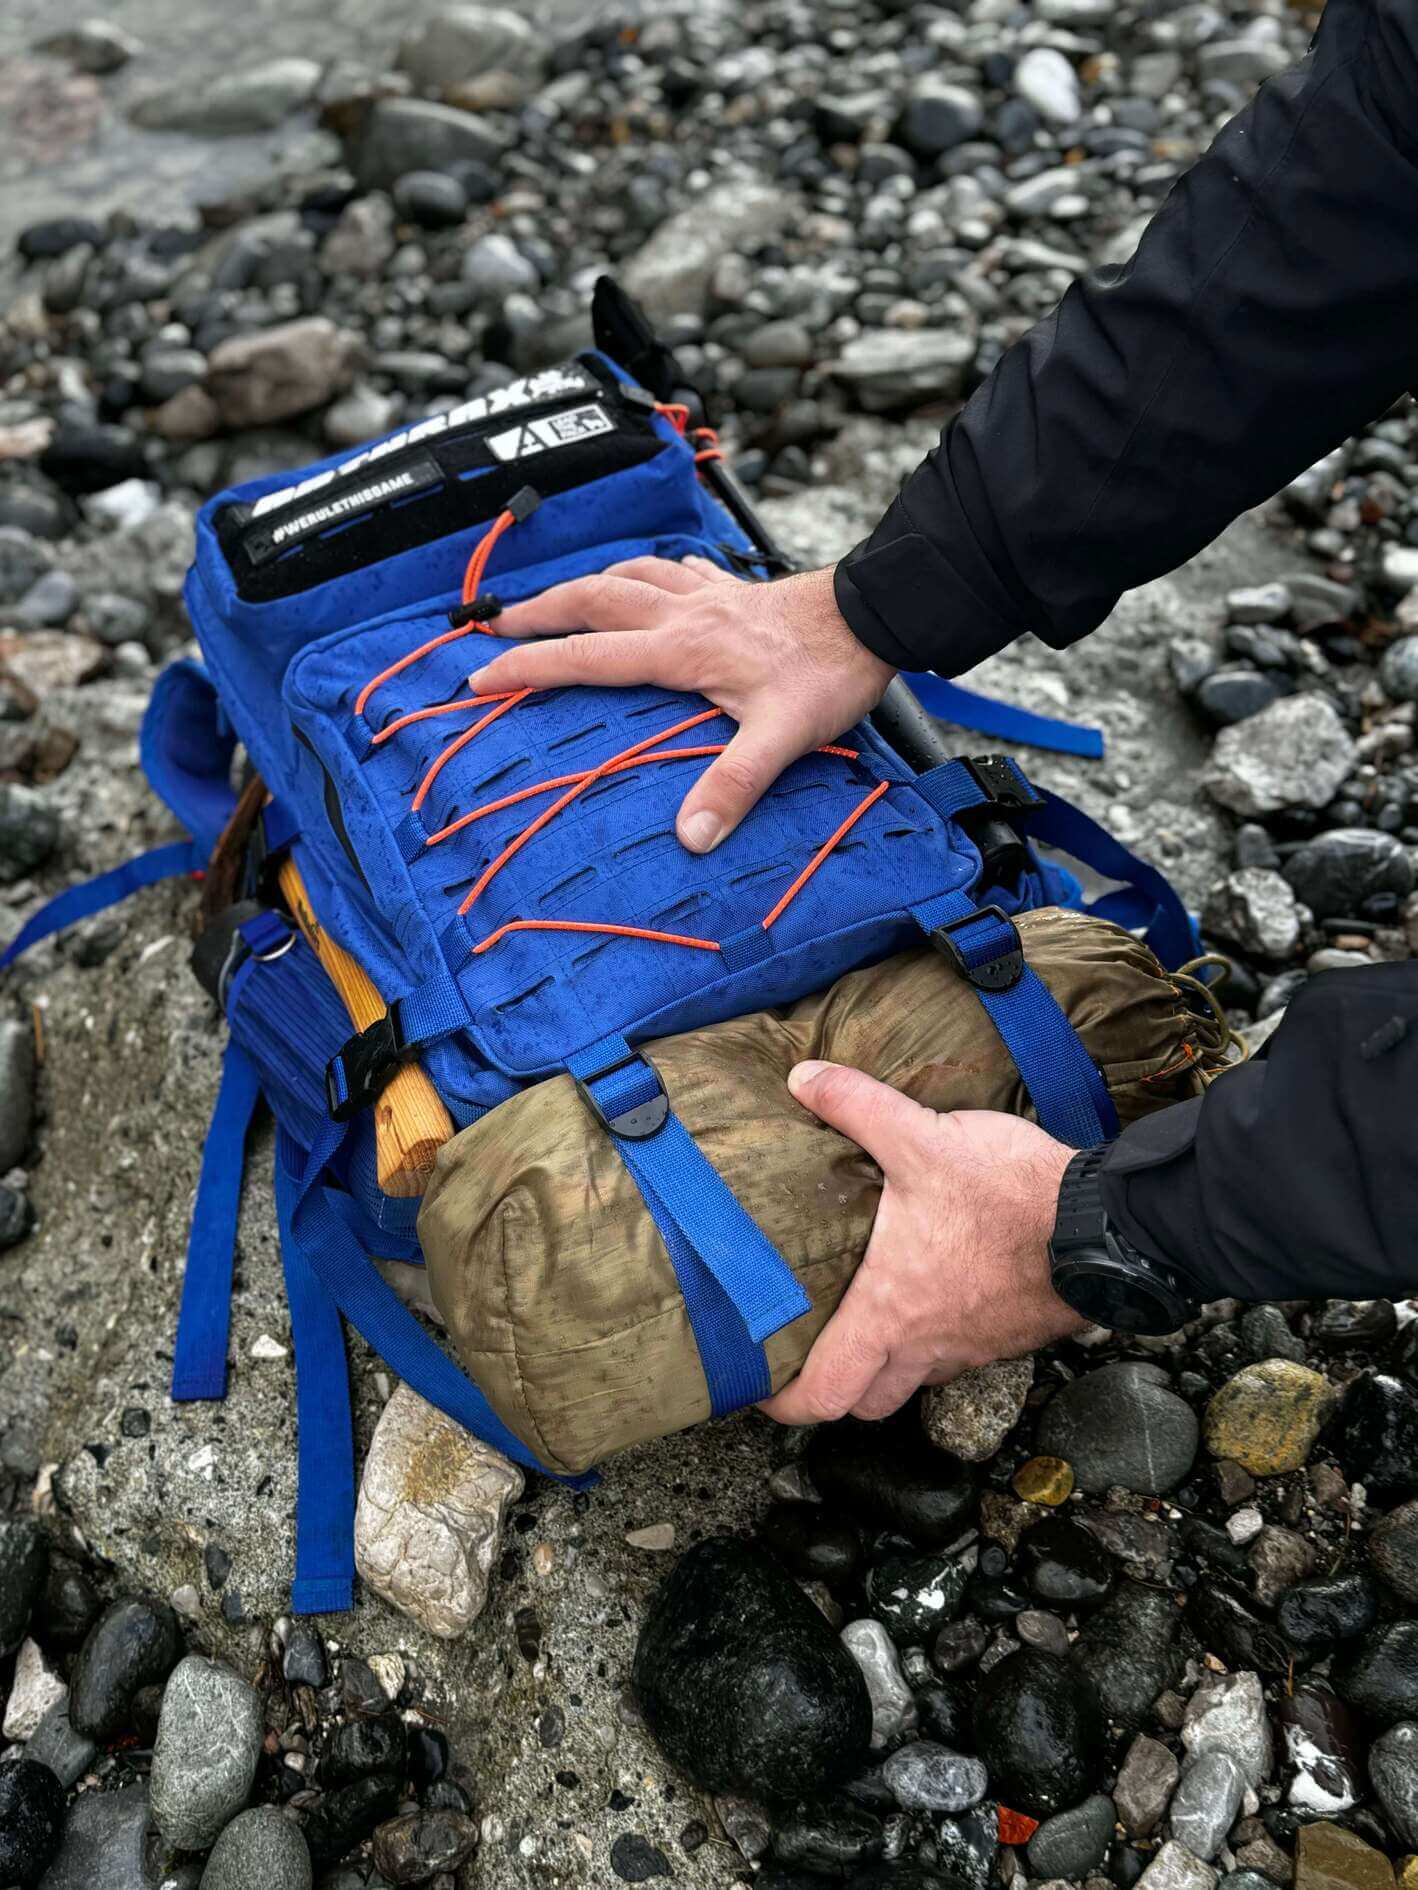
[466,558,895,853]
[759,1062,1087,1426]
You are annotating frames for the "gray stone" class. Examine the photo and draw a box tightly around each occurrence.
[15,569,79,628]
[1027,1793,1115,1877]
[139,348,207,405]
[921,1359,1032,1463]
[1202,868,1299,960]
[25,1697,97,1789]
[33,19,141,72]
[841,1619,917,1749]
[1170,1750,1246,1862]
[1196,39,1291,83]
[1116,1733,1181,1837]
[1014,48,1082,124]
[131,58,320,134]
[1137,1840,1219,1890]
[1369,1721,1418,1848]
[1203,694,1356,816]
[1227,583,1293,625]
[323,387,397,450]
[0,1020,36,1176]
[0,528,53,607]
[832,328,977,413]
[897,79,983,158]
[37,1785,150,1890]
[462,232,540,305]
[149,1655,263,1851]
[319,196,397,280]
[200,1806,312,1890]
[353,1383,523,1639]
[397,5,545,88]
[882,1741,988,1813]
[1380,635,1418,705]
[1037,1361,1199,1494]
[1370,1498,1418,1604]
[207,320,361,429]
[350,98,507,192]
[624,182,794,321]
[1182,1671,1273,1789]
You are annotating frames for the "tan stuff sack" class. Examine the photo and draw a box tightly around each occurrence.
[418,908,1235,1476]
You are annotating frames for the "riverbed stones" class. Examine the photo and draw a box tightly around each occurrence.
[69,1596,182,1740]
[866,1551,969,1646]
[632,1538,871,1797]
[0,1760,65,1887]
[1368,1723,1418,1849]
[1279,1686,1363,1816]
[1295,1820,1395,1890]
[1203,694,1357,816]
[1036,1362,1198,1494]
[1203,1359,1336,1475]
[1279,1569,1378,1653]
[24,1698,95,1790]
[1331,1374,1418,1501]
[199,1806,312,1890]
[3,1638,65,1740]
[1071,1579,1183,1727]
[1182,1671,1273,1789]
[921,1360,1032,1462]
[370,1806,479,1882]
[806,1420,974,1547]
[348,98,506,190]
[1026,1793,1114,1878]
[882,1742,988,1813]
[397,5,543,90]
[831,328,978,413]
[1368,1500,1418,1603]
[353,1382,523,1639]
[150,1654,262,1851]
[1170,1749,1246,1861]
[623,182,793,321]
[972,1648,1102,1817]
[842,1618,918,1749]
[0,1521,46,1655]
[1334,1623,1418,1727]
[207,319,361,429]
[1138,1840,1219,1890]
[1116,1733,1181,1837]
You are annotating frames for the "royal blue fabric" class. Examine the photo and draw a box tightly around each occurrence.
[170,1039,263,1402]
[1026,790,1199,969]
[902,672,1105,758]
[139,659,239,856]
[567,1035,808,1408]
[0,840,199,968]
[910,893,1120,1148]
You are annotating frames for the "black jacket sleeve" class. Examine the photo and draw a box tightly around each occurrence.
[1099,962,1418,1304]
[834,0,1418,674]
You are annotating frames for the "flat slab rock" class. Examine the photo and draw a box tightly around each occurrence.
[353,1382,524,1639]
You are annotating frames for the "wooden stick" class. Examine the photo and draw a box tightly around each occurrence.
[276,856,453,1198]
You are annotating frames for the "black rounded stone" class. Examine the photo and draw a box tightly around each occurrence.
[408,1726,450,1791]
[1277,1569,1378,1654]
[915,1679,973,1750]
[772,1804,884,1873]
[972,1648,1103,1818]
[866,1550,968,1646]
[1283,829,1414,921]
[1310,1299,1400,1350]
[1070,1581,1183,1728]
[1332,1621,1418,1727]
[303,1773,403,1870]
[758,1502,863,1587]
[805,1420,974,1548]
[323,1714,408,1788]
[39,423,148,496]
[0,1761,65,1887]
[1188,1581,1292,1674]
[0,1520,47,1654]
[69,1596,183,1740]
[632,1538,871,1800]
[1330,1373,1418,1501]
[33,1554,99,1652]
[1017,1516,1115,1613]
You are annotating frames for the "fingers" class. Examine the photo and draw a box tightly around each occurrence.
[757,1294,890,1425]
[468,629,686,695]
[490,572,680,641]
[674,723,792,853]
[785,1060,934,1175]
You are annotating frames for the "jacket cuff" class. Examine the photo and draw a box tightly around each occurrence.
[1098,1099,1234,1305]
[834,488,1038,677]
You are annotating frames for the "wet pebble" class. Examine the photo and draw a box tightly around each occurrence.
[806,1421,975,1547]
[866,1551,969,1646]
[1278,1685,1363,1816]
[1017,1515,1114,1612]
[1204,1358,1336,1476]
[842,1618,918,1749]
[1115,1733,1181,1837]
[371,1806,479,1883]
[972,1648,1102,1818]
[1332,1621,1418,1727]
[882,1742,988,1813]
[1071,1580,1183,1728]
[0,1759,65,1887]
[772,1804,884,1872]
[1036,1362,1198,1495]
[1026,1792,1115,1878]
[758,1501,862,1587]
[69,1595,182,1740]
[1278,1568,1378,1653]
[1330,1372,1418,1500]
[0,1520,46,1654]
[1170,1749,1246,1861]
[322,1714,408,1787]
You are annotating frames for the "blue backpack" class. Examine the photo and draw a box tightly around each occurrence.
[2,288,1194,1616]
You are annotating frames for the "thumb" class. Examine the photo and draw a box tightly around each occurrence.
[786,1060,932,1175]
[675,722,794,855]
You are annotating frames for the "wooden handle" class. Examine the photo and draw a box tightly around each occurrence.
[276,857,453,1198]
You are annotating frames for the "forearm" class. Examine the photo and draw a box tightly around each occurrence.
[1101,962,1418,1305]
[836,0,1418,674]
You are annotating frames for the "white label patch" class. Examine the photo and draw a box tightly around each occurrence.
[486,404,615,463]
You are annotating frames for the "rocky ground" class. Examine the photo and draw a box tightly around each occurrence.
[1,0,1418,1884]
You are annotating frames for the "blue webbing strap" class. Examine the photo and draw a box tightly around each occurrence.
[170,1039,264,1402]
[910,893,1119,1148]
[567,1036,810,1408]
[274,1128,357,1615]
[901,672,1105,759]
[0,840,200,969]
[1025,790,1199,971]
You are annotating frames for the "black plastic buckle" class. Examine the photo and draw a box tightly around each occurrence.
[961,756,1045,813]
[447,592,502,630]
[326,1008,408,1122]
[930,906,1025,993]
[574,1051,669,1141]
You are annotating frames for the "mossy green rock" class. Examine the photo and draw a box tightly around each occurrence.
[1204,1358,1336,1476]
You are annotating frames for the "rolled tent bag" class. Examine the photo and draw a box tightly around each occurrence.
[418,908,1234,1476]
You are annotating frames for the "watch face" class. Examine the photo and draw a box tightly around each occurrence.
[1053,1259,1185,1336]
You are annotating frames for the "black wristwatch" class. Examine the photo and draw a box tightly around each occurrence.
[1048,1147,1201,1336]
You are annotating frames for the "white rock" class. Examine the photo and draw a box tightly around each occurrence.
[354,1382,523,1639]
[1136,1838,1218,1890]
[1202,868,1299,960]
[2,1639,64,1741]
[1203,694,1356,817]
[1014,48,1082,125]
[1182,1670,1272,1790]
[841,1619,917,1748]
[625,1523,676,1552]
[398,5,545,89]
[1225,1506,1264,1546]
[624,182,794,320]
[249,1334,288,1361]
